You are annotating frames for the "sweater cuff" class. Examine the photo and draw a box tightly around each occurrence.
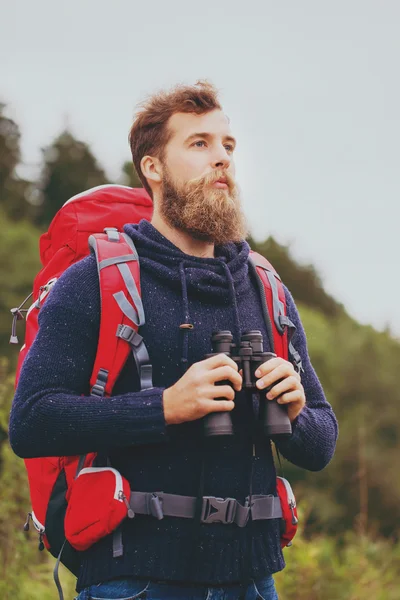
[128,387,169,445]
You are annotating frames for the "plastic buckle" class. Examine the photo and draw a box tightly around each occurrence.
[91,383,106,397]
[146,493,164,520]
[103,227,120,242]
[200,496,237,524]
[117,325,143,348]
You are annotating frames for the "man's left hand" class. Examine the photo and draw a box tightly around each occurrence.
[255,357,305,422]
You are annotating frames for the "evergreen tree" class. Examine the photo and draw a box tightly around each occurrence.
[120,160,142,188]
[35,130,108,228]
[0,104,34,222]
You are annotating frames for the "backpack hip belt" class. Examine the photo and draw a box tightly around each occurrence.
[128,490,282,527]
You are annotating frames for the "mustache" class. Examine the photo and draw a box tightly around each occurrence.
[186,169,236,193]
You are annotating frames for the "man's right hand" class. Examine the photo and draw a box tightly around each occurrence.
[162,354,243,425]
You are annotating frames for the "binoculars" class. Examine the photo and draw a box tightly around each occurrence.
[204,330,292,438]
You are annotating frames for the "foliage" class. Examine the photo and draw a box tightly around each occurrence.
[0,103,20,187]
[275,524,400,600]
[0,104,35,222]
[292,305,400,539]
[0,210,42,357]
[0,359,76,600]
[35,130,108,228]
[249,235,342,318]
[120,160,142,188]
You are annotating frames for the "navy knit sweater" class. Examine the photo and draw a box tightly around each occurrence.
[9,220,338,591]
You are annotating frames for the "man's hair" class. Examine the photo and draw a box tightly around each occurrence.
[128,81,222,197]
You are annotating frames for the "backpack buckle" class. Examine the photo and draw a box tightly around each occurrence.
[145,493,164,520]
[200,496,237,524]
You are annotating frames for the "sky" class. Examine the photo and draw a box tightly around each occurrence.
[1,0,399,336]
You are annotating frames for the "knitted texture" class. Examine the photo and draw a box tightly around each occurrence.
[9,219,338,590]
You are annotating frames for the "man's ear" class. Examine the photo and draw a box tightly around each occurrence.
[141,155,162,185]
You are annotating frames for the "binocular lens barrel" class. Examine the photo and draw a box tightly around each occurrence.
[204,330,292,438]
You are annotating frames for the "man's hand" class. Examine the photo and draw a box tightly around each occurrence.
[163,354,243,425]
[254,357,305,422]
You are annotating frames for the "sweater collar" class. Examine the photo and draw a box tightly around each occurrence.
[123,219,251,302]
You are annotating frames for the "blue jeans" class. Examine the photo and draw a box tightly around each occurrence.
[75,575,278,599]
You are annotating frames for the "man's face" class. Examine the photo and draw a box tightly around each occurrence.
[157,109,248,245]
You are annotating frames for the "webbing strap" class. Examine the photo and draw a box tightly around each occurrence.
[278,315,303,371]
[128,491,282,527]
[265,269,285,335]
[113,292,139,327]
[104,227,119,242]
[250,252,303,370]
[289,341,303,372]
[117,325,153,390]
[91,368,109,397]
[112,527,124,558]
[250,255,282,281]
[99,255,137,270]
[53,539,67,600]
[117,262,145,326]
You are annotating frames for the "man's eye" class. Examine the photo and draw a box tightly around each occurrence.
[224,144,234,152]
[193,140,206,147]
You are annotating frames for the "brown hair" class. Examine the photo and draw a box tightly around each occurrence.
[128,80,222,197]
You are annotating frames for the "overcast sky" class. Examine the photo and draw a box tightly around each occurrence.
[2,0,399,336]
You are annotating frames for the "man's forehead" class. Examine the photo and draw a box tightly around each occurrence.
[168,110,232,140]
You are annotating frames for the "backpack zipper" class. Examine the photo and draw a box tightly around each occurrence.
[77,467,135,518]
[78,467,122,499]
[24,511,46,551]
[277,476,298,525]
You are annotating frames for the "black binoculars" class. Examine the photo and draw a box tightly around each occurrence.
[204,330,292,438]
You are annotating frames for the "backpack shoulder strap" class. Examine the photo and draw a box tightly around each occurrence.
[89,228,153,396]
[248,251,303,371]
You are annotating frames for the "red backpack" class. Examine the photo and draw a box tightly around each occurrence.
[11,184,299,579]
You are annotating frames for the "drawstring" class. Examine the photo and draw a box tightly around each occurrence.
[178,261,193,375]
[178,259,242,373]
[219,260,242,348]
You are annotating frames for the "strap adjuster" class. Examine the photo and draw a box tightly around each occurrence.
[145,493,164,520]
[117,324,142,345]
[91,384,105,397]
[90,368,109,397]
[200,496,237,524]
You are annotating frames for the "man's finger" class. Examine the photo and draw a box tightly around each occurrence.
[256,363,293,390]
[208,366,242,391]
[202,399,235,413]
[202,353,238,372]
[208,385,235,401]
[265,376,299,399]
[254,357,285,378]
[276,390,304,405]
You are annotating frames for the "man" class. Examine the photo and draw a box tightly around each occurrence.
[10,81,338,600]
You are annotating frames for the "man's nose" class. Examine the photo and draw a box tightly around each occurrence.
[212,147,231,170]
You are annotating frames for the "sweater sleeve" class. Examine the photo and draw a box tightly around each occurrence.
[9,255,168,459]
[274,285,339,471]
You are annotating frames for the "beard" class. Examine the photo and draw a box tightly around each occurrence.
[158,167,249,245]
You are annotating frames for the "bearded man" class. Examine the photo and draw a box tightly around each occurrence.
[10,82,338,600]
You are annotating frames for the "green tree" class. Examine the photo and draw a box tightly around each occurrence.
[0,210,41,356]
[120,160,142,188]
[0,103,34,222]
[249,235,342,318]
[35,130,108,228]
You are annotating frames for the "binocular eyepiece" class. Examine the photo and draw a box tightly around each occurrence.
[204,330,292,438]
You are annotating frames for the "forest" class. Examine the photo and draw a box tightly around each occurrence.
[0,102,399,599]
